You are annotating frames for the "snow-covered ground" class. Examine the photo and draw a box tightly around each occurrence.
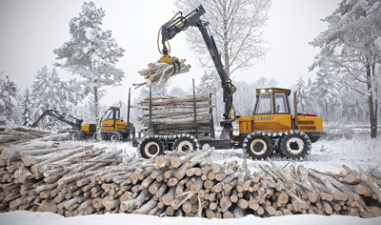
[1,210,381,225]
[1,130,381,225]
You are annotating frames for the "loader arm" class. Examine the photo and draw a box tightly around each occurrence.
[159,5,236,139]
[30,110,83,130]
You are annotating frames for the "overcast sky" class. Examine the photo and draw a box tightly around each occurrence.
[0,0,340,104]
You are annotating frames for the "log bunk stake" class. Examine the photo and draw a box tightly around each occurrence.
[0,128,380,218]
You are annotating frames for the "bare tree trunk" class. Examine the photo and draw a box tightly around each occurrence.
[366,60,377,138]
[93,86,99,124]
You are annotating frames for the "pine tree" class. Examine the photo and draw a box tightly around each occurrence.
[310,70,342,122]
[30,66,83,130]
[20,88,33,126]
[0,71,18,125]
[54,2,125,124]
[31,66,60,112]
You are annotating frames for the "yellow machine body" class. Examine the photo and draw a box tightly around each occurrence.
[100,106,129,132]
[80,123,95,135]
[238,88,323,138]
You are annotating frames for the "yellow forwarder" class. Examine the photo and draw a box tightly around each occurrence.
[137,5,323,160]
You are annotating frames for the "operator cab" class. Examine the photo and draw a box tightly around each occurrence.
[100,106,128,132]
[254,88,291,115]
[238,88,294,136]
[101,107,120,121]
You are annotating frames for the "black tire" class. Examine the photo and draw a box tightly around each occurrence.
[109,132,123,142]
[243,133,273,160]
[93,132,107,141]
[138,137,164,159]
[70,131,83,141]
[309,136,320,143]
[279,131,311,160]
[173,135,199,152]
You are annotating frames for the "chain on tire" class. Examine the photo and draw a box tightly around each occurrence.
[109,132,123,142]
[70,131,82,141]
[243,133,273,160]
[279,131,311,160]
[137,137,164,159]
[173,135,199,152]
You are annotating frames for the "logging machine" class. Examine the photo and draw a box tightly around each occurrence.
[137,5,323,160]
[31,107,135,142]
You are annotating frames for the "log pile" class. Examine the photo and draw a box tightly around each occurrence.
[0,134,380,218]
[136,95,213,137]
[134,60,191,89]
[0,126,51,146]
[0,136,123,216]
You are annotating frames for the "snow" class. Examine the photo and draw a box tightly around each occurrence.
[1,210,380,225]
[0,133,380,224]
[85,27,97,41]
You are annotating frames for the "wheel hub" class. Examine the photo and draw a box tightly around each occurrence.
[177,140,193,151]
[145,142,160,157]
[286,137,305,155]
[250,139,267,155]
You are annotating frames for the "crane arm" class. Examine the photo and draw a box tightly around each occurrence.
[30,110,83,130]
[159,5,236,127]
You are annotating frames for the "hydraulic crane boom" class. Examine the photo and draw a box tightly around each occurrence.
[159,5,236,139]
[30,110,83,130]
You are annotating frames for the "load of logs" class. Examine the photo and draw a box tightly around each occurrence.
[134,59,191,89]
[136,95,214,137]
[0,131,381,218]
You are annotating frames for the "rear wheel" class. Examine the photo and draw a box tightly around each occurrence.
[173,135,199,152]
[109,132,123,142]
[243,134,273,160]
[138,137,164,159]
[279,131,311,160]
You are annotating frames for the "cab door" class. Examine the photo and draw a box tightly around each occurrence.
[253,92,292,132]
[100,108,118,131]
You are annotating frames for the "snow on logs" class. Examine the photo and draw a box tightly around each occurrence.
[134,59,191,89]
[1,134,381,218]
[0,126,51,146]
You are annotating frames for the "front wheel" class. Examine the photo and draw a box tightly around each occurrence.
[138,137,164,159]
[173,135,199,152]
[279,131,311,160]
[243,134,273,160]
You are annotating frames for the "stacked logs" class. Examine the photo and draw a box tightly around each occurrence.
[136,95,213,137]
[134,60,191,88]
[0,136,123,216]
[1,134,381,218]
[0,126,51,146]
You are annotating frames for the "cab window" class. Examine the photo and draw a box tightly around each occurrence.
[115,110,120,120]
[102,109,114,121]
[256,93,272,114]
[275,93,289,114]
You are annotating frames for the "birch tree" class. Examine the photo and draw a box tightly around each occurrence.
[54,1,125,123]
[310,0,381,138]
[175,0,270,76]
